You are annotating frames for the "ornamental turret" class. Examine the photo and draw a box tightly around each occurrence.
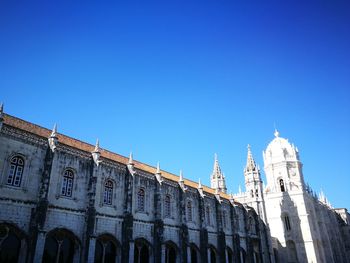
[210,154,227,193]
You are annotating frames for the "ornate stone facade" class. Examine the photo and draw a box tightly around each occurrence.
[0,111,270,263]
[234,130,350,263]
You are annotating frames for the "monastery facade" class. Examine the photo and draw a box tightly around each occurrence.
[0,105,349,263]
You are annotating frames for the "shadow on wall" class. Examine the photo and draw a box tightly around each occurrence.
[273,191,307,263]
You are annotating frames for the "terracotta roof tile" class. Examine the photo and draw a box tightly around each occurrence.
[3,114,234,201]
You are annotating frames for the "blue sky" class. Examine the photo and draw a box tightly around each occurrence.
[1,1,349,209]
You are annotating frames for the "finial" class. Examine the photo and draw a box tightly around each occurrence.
[155,162,163,185]
[0,102,3,114]
[128,152,133,165]
[197,178,205,198]
[178,170,187,191]
[198,178,202,189]
[156,162,160,174]
[214,153,218,161]
[179,170,184,182]
[51,123,57,137]
[94,139,100,152]
[48,123,58,152]
[274,129,280,138]
[92,139,102,166]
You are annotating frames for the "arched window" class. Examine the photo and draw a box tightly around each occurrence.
[187,201,192,222]
[61,169,74,197]
[255,189,259,197]
[138,188,145,212]
[284,215,291,231]
[206,206,211,225]
[104,180,113,205]
[251,189,254,197]
[279,179,285,192]
[164,195,171,218]
[7,156,24,187]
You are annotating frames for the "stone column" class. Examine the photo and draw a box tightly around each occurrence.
[207,248,211,263]
[33,232,46,263]
[87,237,96,263]
[128,241,135,263]
[187,246,191,263]
[161,244,166,263]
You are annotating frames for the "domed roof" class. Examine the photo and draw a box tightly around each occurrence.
[264,130,299,163]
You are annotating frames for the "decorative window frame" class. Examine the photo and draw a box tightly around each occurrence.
[99,176,117,208]
[0,153,30,191]
[55,167,78,201]
[136,187,147,214]
[186,199,193,222]
[163,194,172,219]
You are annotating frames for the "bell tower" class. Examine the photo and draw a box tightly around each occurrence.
[263,130,305,194]
[244,145,266,222]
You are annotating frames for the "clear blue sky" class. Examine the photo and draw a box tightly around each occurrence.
[1,1,349,209]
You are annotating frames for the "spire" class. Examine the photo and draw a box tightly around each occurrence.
[210,153,227,193]
[274,129,280,138]
[0,102,3,116]
[212,153,223,179]
[245,144,257,173]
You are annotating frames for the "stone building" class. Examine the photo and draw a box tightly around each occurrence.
[234,130,350,263]
[0,106,271,263]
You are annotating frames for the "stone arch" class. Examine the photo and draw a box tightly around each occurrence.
[0,222,28,263]
[226,246,233,263]
[134,237,152,263]
[189,243,200,263]
[239,247,246,263]
[163,240,179,263]
[42,228,80,263]
[95,233,121,263]
[208,244,218,263]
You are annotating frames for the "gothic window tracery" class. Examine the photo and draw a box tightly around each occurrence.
[103,180,113,205]
[138,188,145,212]
[186,200,193,222]
[6,156,24,187]
[164,195,171,218]
[61,169,74,197]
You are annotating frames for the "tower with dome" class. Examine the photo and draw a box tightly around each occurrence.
[235,130,350,263]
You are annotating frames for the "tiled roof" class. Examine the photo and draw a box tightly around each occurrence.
[3,113,236,202]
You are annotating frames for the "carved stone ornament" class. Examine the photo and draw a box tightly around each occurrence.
[127,152,136,176]
[197,179,206,198]
[215,188,222,203]
[92,139,102,166]
[178,170,187,192]
[48,124,58,152]
[155,162,163,185]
